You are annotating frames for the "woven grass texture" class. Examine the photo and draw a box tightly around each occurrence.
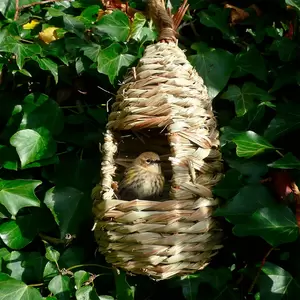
[92,0,224,280]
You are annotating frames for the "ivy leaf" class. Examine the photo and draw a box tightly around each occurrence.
[20,93,64,135]
[45,7,66,17]
[93,10,130,42]
[79,5,100,27]
[0,145,19,170]
[246,105,269,131]
[114,270,135,300]
[50,155,99,190]
[234,47,267,82]
[87,108,107,126]
[0,179,41,217]
[264,103,300,142]
[75,56,86,74]
[213,169,243,200]
[270,65,300,92]
[0,205,10,219]
[198,5,235,39]
[63,15,85,38]
[45,243,60,265]
[0,272,43,300]
[3,251,27,281]
[177,277,199,300]
[232,131,275,158]
[21,93,48,113]
[220,126,244,146]
[82,43,101,61]
[259,262,300,299]
[21,252,47,282]
[215,184,275,224]
[32,56,58,83]
[0,102,23,142]
[48,275,71,300]
[74,270,89,289]
[42,40,68,65]
[43,262,59,281]
[4,251,47,282]
[170,267,232,300]
[0,1,15,19]
[21,156,59,170]
[186,267,232,290]
[64,37,86,55]
[221,82,274,116]
[0,248,10,261]
[138,27,157,43]
[270,38,297,62]
[211,286,240,300]
[1,36,41,69]
[268,152,300,169]
[10,128,57,168]
[130,13,147,41]
[0,216,38,249]
[285,0,300,12]
[233,206,299,246]
[17,69,32,77]
[44,186,92,238]
[0,221,30,249]
[59,246,86,269]
[76,286,100,300]
[97,43,136,84]
[0,29,8,44]
[227,157,268,182]
[221,85,253,117]
[189,42,235,99]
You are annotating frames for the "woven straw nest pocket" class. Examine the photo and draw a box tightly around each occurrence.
[92,42,224,280]
[92,1,224,281]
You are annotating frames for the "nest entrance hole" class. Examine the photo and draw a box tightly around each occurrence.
[114,128,172,200]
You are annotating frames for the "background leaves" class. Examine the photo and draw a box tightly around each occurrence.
[0,180,41,216]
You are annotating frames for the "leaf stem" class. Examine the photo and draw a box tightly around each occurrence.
[276,150,284,157]
[248,247,274,294]
[20,0,71,10]
[28,282,44,287]
[19,38,34,44]
[67,263,112,271]
[39,233,68,244]
[14,0,72,20]
[14,0,20,21]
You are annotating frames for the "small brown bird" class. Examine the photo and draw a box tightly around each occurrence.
[118,152,165,200]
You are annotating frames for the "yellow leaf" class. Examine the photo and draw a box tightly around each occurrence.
[38,27,60,44]
[23,19,40,30]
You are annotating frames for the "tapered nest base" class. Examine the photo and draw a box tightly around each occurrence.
[92,42,224,280]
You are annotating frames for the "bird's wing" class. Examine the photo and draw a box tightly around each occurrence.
[118,166,142,200]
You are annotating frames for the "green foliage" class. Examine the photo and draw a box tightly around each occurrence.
[0,272,43,300]
[258,262,300,299]
[189,42,235,99]
[0,180,41,216]
[1,0,300,299]
[232,131,275,158]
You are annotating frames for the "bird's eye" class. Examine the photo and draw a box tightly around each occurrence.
[145,159,151,164]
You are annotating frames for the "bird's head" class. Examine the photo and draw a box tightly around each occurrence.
[133,152,162,174]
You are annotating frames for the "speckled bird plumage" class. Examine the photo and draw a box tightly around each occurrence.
[118,152,165,200]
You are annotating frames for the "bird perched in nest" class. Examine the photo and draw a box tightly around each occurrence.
[118,152,165,200]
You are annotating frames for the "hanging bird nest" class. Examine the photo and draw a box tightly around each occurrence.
[92,0,224,280]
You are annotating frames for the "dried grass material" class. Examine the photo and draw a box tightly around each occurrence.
[92,41,224,280]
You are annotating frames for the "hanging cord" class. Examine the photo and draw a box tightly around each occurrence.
[147,0,177,42]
